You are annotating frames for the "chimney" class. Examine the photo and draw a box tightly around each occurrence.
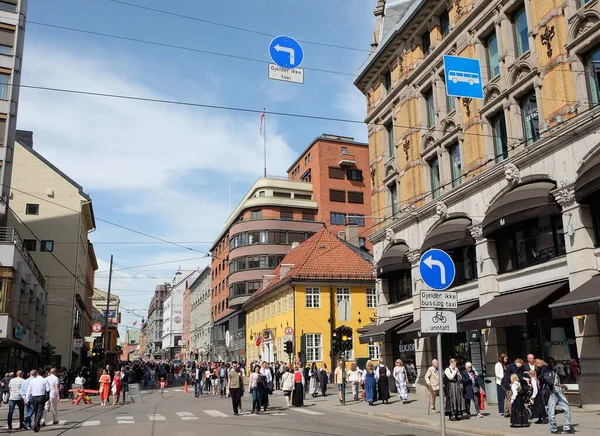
[345,223,360,247]
[279,264,294,279]
[291,242,300,249]
[372,0,386,52]
[337,231,346,241]
[262,274,276,289]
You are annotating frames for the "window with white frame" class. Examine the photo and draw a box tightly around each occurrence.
[306,333,323,361]
[277,337,282,356]
[336,287,350,305]
[342,347,354,361]
[368,344,381,360]
[277,298,281,315]
[366,288,377,308]
[289,289,294,309]
[283,294,287,312]
[305,287,321,308]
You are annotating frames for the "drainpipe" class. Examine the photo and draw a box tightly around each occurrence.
[330,285,335,373]
[291,284,296,365]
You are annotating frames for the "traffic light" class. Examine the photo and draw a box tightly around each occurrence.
[284,340,293,355]
[331,327,341,354]
[340,326,353,352]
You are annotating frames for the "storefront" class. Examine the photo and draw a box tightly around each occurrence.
[212,310,246,363]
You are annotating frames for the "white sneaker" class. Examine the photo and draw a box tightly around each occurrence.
[477,413,483,418]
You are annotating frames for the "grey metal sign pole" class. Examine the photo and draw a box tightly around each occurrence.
[437,333,446,436]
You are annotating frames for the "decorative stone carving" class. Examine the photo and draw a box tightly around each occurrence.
[370,166,376,184]
[397,54,404,73]
[402,139,410,161]
[504,163,522,184]
[435,201,450,219]
[406,250,421,266]
[576,16,599,39]
[468,222,484,241]
[462,97,472,117]
[385,227,396,243]
[454,0,463,16]
[367,92,372,110]
[553,186,576,208]
[540,25,555,58]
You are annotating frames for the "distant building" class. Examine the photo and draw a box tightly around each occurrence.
[146,284,168,359]
[91,288,120,365]
[189,267,211,361]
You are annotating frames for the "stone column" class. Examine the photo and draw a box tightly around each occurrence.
[553,185,600,406]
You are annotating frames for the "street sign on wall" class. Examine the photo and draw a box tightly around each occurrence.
[443,55,484,99]
[420,310,457,333]
[419,249,456,291]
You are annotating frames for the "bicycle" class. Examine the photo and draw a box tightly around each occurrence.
[432,312,447,323]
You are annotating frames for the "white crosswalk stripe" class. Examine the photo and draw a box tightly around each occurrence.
[289,408,324,415]
[81,420,101,427]
[56,420,67,427]
[116,416,135,424]
[176,412,198,420]
[203,410,229,418]
[173,389,183,392]
[148,414,166,421]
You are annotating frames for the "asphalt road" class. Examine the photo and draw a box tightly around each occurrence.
[0,388,445,436]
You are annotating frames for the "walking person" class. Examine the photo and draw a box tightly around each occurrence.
[228,361,243,416]
[376,360,391,404]
[159,377,167,398]
[462,362,483,418]
[120,367,129,403]
[98,370,111,406]
[495,353,508,416]
[20,372,34,430]
[424,359,440,414]
[364,361,377,406]
[7,370,25,430]
[291,366,304,407]
[501,358,525,418]
[347,363,362,401]
[260,361,273,411]
[309,363,319,397]
[393,359,408,404]
[248,365,262,414]
[25,369,50,433]
[219,363,228,398]
[44,368,60,425]
[111,372,121,405]
[540,358,573,434]
[334,361,344,404]
[319,364,329,397]
[444,358,464,421]
[509,374,529,428]
[281,366,294,407]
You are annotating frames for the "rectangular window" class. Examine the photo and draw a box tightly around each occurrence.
[359,237,366,247]
[295,193,312,200]
[430,157,441,199]
[0,72,8,100]
[277,298,281,315]
[385,120,395,157]
[0,28,14,56]
[586,47,600,105]
[343,348,354,361]
[389,183,399,218]
[329,189,346,203]
[0,1,17,13]
[273,191,292,198]
[341,146,348,154]
[486,33,500,78]
[449,143,462,188]
[302,211,315,222]
[422,31,431,55]
[366,288,377,308]
[330,212,346,226]
[513,7,530,57]
[283,294,287,312]
[368,344,381,360]
[521,93,539,145]
[347,169,363,181]
[388,270,413,304]
[25,203,39,215]
[289,289,294,309]
[280,209,293,220]
[347,191,364,204]
[251,210,262,220]
[383,70,392,93]
[305,333,323,362]
[258,191,265,197]
[425,88,435,128]
[348,215,365,227]
[336,287,350,305]
[446,92,456,113]
[23,239,36,251]
[305,287,320,308]
[0,117,5,146]
[40,240,54,253]
[328,167,346,179]
[491,112,508,162]
[440,10,450,37]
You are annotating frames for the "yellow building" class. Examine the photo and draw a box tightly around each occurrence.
[243,228,376,369]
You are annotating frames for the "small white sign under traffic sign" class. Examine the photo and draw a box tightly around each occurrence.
[268,64,304,84]
[91,332,102,338]
[420,310,458,334]
[420,290,458,309]
[84,336,94,342]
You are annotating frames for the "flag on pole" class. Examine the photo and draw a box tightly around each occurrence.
[259,112,265,134]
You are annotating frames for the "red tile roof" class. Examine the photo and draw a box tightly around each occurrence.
[244,229,374,309]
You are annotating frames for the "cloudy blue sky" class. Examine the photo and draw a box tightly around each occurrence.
[17,0,376,331]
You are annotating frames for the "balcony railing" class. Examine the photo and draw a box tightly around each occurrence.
[0,228,46,288]
[338,152,356,166]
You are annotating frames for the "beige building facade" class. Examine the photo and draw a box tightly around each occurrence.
[356,0,600,406]
[8,131,97,369]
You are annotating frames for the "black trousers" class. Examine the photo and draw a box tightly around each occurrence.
[230,388,242,414]
[32,395,46,431]
[121,383,128,402]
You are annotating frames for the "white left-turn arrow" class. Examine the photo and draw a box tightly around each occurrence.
[424,255,446,284]
[274,44,295,65]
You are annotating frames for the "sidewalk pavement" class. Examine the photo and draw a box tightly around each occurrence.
[305,387,600,436]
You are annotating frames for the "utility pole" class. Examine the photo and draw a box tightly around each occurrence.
[103,255,114,367]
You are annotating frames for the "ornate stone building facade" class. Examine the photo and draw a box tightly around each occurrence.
[356,0,600,406]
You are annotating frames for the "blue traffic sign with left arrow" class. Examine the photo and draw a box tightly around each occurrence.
[419,249,456,291]
[269,36,304,69]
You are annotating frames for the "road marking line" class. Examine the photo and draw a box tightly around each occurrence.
[176,412,198,420]
[203,410,229,418]
[173,389,183,392]
[270,413,288,416]
[147,414,166,421]
[289,408,324,415]
[116,416,135,424]
[81,421,100,427]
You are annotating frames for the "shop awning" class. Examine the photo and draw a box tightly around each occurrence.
[481,180,561,237]
[397,300,479,339]
[459,281,569,330]
[421,217,474,253]
[549,275,600,318]
[376,240,411,278]
[358,314,412,344]
[575,151,600,202]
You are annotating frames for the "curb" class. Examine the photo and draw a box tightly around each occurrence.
[321,404,529,436]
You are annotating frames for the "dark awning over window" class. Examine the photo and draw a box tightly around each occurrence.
[376,240,411,278]
[550,275,600,318]
[421,217,474,253]
[575,152,600,202]
[459,281,569,330]
[396,300,479,339]
[481,180,561,238]
[359,314,412,344]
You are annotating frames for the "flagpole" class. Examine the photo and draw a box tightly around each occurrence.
[263,108,267,178]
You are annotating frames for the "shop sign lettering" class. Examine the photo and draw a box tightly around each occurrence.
[545,339,576,347]
[399,343,415,353]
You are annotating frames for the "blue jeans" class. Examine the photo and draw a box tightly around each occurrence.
[548,389,571,432]
[251,388,262,412]
[24,402,34,428]
[8,399,24,428]
[195,381,202,397]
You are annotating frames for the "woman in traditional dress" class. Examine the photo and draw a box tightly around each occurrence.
[309,363,319,397]
[393,359,408,403]
[318,364,329,397]
[530,362,548,424]
[98,369,111,406]
[292,366,305,407]
[364,361,377,406]
[509,373,529,428]
[376,360,391,404]
[111,372,121,406]
[444,358,464,420]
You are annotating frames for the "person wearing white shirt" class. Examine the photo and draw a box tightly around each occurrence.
[346,363,363,401]
[7,370,25,430]
[20,372,34,430]
[260,361,273,411]
[43,368,60,425]
[25,370,50,433]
